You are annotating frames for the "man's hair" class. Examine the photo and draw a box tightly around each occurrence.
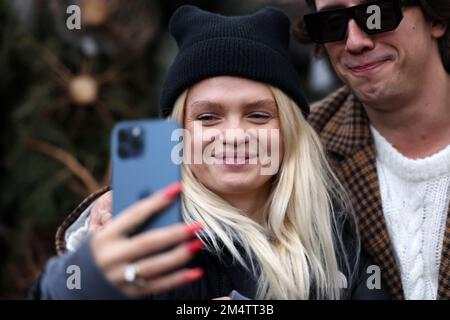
[292,0,450,73]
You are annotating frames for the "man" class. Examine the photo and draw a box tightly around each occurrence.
[293,0,450,299]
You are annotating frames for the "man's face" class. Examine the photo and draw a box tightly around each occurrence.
[315,0,446,106]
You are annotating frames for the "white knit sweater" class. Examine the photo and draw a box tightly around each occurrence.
[370,126,450,300]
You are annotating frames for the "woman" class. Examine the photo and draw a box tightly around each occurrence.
[31,5,389,300]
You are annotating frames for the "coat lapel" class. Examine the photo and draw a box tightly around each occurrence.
[437,203,450,299]
[336,144,404,299]
[312,88,404,299]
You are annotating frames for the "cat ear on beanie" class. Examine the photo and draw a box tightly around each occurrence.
[168,5,219,49]
[160,5,309,118]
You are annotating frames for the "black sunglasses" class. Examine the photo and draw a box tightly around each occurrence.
[304,0,419,44]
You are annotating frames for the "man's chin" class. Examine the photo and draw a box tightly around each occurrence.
[347,78,388,104]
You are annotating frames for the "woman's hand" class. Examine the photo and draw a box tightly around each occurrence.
[90,182,204,298]
[89,191,113,232]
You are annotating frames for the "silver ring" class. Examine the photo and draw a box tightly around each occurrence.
[124,264,145,287]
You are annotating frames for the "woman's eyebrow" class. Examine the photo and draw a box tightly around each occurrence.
[188,100,223,112]
[188,99,277,111]
[244,99,277,111]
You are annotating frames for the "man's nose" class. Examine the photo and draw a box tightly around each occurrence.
[345,19,375,54]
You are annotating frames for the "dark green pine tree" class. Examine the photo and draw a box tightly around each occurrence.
[0,0,166,298]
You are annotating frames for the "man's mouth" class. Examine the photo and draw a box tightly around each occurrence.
[346,58,391,75]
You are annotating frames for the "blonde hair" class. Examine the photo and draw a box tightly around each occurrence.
[170,86,352,299]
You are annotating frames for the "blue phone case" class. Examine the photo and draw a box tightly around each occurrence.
[111,119,182,232]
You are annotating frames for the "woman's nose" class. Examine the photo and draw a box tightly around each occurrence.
[345,19,375,54]
[219,117,251,147]
[223,115,244,130]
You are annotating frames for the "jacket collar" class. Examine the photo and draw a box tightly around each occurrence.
[315,86,373,158]
[309,86,405,299]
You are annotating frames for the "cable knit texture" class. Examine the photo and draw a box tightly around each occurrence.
[371,126,450,300]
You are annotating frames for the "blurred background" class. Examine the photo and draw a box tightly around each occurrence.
[0,0,340,299]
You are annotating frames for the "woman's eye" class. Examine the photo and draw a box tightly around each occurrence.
[196,114,219,122]
[249,113,271,120]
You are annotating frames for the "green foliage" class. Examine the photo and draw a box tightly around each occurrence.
[0,0,162,297]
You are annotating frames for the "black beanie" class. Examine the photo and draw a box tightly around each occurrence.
[160,5,309,118]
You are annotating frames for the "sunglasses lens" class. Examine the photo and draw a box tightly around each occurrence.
[305,0,404,43]
[354,0,401,35]
[305,11,348,43]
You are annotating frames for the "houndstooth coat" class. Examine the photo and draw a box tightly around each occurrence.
[307,86,450,300]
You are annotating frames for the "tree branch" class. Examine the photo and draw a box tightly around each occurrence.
[27,139,100,193]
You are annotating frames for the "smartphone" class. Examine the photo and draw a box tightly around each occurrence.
[111,119,182,233]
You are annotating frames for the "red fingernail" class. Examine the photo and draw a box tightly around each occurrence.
[162,182,182,200]
[185,222,203,236]
[184,268,204,282]
[187,239,204,255]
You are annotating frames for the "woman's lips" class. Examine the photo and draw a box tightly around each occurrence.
[222,156,256,164]
[211,154,258,165]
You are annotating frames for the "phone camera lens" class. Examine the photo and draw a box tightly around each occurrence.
[118,129,129,142]
[118,126,143,158]
[118,146,129,159]
[130,137,143,150]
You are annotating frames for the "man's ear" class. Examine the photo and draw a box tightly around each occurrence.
[431,20,447,39]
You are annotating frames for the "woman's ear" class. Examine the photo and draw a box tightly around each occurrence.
[430,20,447,39]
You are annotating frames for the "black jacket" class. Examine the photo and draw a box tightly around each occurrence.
[30,210,391,300]
[153,226,391,300]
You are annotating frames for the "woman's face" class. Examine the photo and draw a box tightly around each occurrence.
[184,76,283,197]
